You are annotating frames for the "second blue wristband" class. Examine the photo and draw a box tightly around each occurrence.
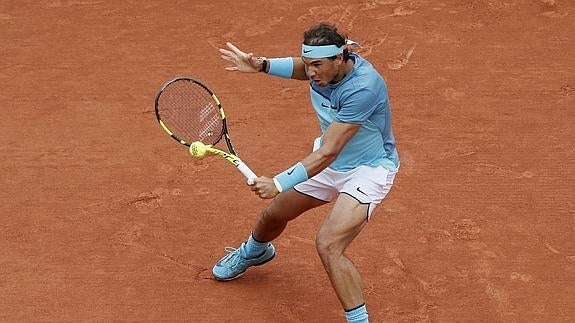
[267,57,294,79]
[273,162,308,192]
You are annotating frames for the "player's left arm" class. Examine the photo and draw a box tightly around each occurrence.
[251,122,359,199]
[252,89,375,199]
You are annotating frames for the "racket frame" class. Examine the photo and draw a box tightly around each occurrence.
[154,77,256,183]
[154,77,234,150]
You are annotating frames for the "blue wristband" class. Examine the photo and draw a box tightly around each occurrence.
[273,162,308,192]
[267,57,294,79]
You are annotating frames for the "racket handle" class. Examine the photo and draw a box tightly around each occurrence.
[237,161,257,185]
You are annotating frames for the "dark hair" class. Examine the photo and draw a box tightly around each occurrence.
[303,22,349,61]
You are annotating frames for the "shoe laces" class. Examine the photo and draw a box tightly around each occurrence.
[219,246,245,267]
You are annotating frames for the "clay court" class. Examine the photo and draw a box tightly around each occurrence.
[1,0,574,322]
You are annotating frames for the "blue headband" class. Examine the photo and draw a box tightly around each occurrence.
[301,40,362,58]
[301,44,344,58]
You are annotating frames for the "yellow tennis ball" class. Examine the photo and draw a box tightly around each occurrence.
[189,141,207,158]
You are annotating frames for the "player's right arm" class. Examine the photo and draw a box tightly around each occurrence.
[219,42,308,80]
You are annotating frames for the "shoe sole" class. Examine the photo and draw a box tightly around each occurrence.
[213,252,276,282]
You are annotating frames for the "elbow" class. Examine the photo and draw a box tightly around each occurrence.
[317,145,339,163]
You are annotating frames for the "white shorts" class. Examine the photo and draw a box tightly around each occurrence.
[293,165,398,218]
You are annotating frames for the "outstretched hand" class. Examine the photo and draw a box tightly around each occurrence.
[219,42,262,73]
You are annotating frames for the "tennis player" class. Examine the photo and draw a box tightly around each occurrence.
[212,23,399,323]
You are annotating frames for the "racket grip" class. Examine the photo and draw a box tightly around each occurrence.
[237,161,257,185]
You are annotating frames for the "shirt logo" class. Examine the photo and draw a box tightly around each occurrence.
[321,102,339,111]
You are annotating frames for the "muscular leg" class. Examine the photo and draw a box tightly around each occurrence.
[315,194,369,310]
[252,189,326,242]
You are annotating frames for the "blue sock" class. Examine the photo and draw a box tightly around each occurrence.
[345,303,369,323]
[244,233,268,258]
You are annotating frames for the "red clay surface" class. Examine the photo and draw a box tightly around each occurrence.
[1,1,574,322]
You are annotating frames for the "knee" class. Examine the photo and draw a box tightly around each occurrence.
[258,206,285,227]
[315,230,342,262]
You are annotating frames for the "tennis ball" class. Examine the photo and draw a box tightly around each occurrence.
[189,141,207,158]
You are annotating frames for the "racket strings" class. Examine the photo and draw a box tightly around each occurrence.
[157,80,223,145]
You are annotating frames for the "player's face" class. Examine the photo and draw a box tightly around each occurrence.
[302,55,344,87]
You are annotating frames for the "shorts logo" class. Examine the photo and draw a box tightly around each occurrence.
[356,187,368,197]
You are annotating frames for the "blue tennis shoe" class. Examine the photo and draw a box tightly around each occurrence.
[212,242,276,281]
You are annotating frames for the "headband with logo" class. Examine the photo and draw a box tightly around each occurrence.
[301,39,362,58]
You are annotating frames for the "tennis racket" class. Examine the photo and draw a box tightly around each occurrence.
[154,77,257,184]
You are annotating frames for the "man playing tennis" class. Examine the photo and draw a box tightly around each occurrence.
[212,23,399,323]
